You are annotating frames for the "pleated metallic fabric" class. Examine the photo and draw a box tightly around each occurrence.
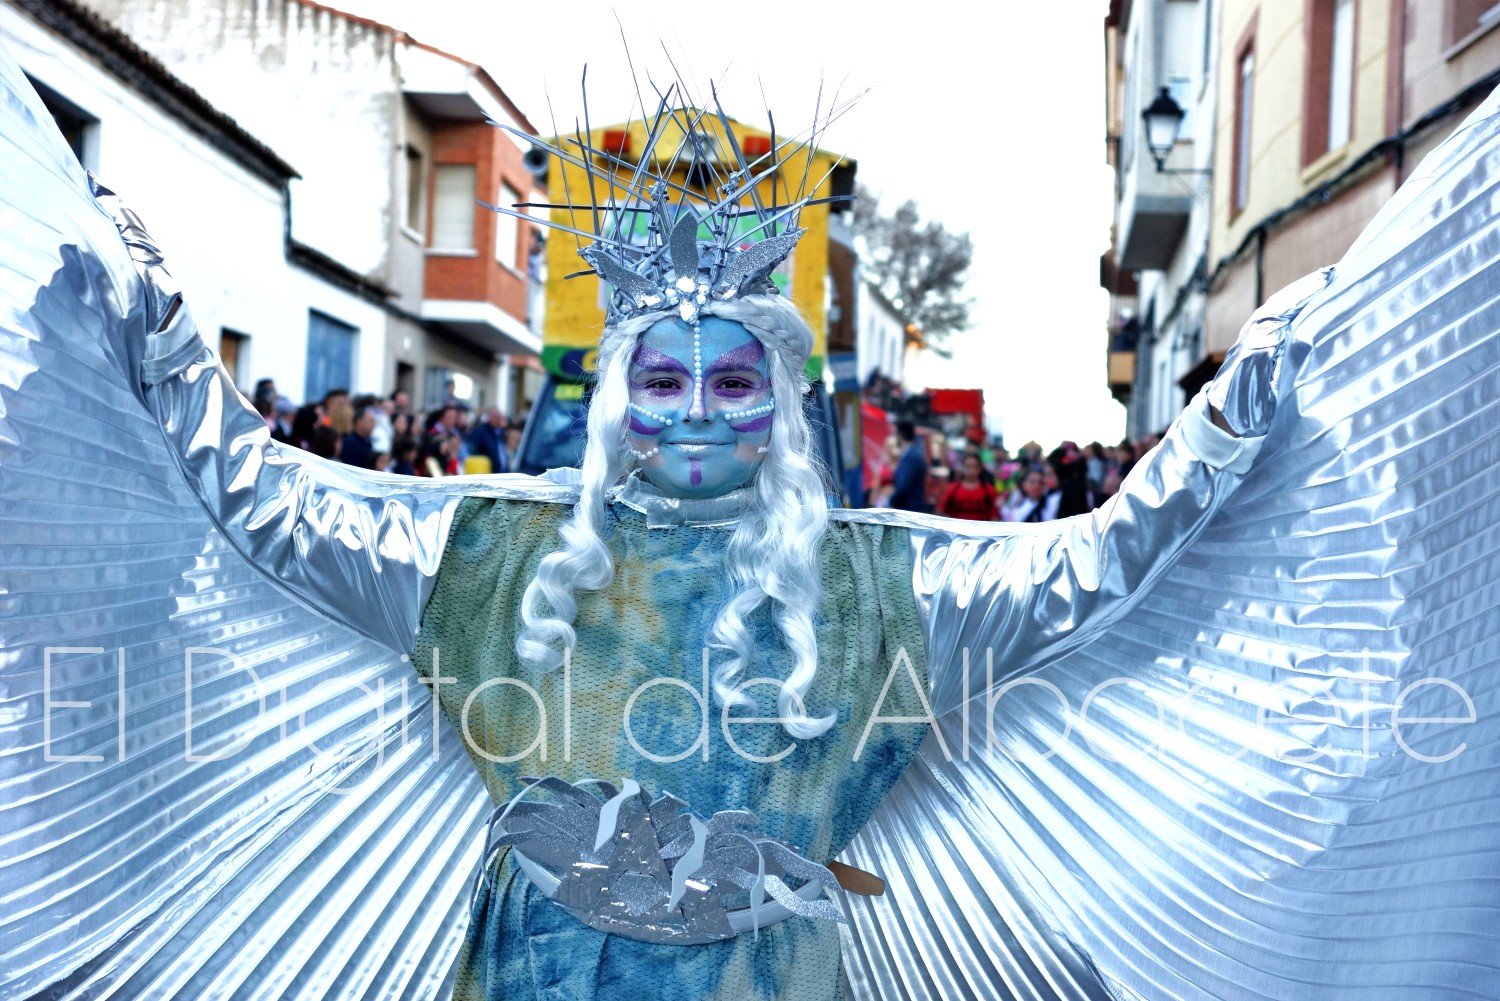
[839,89,1500,1001]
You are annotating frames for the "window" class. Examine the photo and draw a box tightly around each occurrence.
[495,182,521,267]
[405,145,425,234]
[304,311,357,404]
[424,367,476,410]
[1167,76,1195,141]
[431,164,478,251]
[1328,0,1355,149]
[1446,0,1500,48]
[1202,0,1215,79]
[1164,0,1199,139]
[1303,0,1355,166]
[1233,47,1254,215]
[28,76,98,171]
[219,329,248,391]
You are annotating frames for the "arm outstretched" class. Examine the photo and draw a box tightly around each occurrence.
[93,181,573,653]
[910,268,1334,716]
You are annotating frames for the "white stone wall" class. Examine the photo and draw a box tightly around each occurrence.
[82,0,401,280]
[1122,0,1219,436]
[856,279,906,388]
[4,3,388,401]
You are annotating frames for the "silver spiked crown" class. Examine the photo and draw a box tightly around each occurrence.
[485,76,856,327]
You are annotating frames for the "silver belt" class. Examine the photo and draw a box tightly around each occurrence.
[474,776,848,945]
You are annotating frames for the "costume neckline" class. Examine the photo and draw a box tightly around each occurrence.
[610,473,751,529]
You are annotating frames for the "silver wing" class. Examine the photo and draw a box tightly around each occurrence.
[837,88,1500,999]
[0,45,498,999]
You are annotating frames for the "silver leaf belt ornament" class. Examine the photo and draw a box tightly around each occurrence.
[475,777,846,944]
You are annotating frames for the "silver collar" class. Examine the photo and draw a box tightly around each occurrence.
[610,473,751,529]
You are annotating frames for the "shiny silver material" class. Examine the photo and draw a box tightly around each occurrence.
[9,33,1500,1000]
[611,471,752,528]
[146,344,574,653]
[1207,266,1334,436]
[900,394,1270,719]
[836,89,1500,1001]
[0,52,482,1000]
[484,777,843,944]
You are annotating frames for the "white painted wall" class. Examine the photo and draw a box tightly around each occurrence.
[83,0,401,279]
[3,3,386,401]
[856,279,906,387]
[1123,0,1219,436]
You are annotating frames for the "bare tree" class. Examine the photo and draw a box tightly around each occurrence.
[853,185,973,357]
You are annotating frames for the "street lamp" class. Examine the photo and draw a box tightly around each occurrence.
[1141,87,1211,175]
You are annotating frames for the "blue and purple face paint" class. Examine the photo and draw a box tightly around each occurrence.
[626,316,775,499]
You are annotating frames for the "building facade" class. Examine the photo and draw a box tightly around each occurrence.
[3,0,395,400]
[1103,0,1221,438]
[1107,0,1500,434]
[856,279,909,391]
[1204,0,1398,355]
[77,0,545,415]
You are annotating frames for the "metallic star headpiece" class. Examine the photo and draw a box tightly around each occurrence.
[485,74,857,327]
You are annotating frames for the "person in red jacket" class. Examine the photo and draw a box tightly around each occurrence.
[937,452,999,521]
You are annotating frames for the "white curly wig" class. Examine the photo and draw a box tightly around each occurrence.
[514,294,836,739]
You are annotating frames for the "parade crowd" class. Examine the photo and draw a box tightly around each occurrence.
[249,377,524,478]
[252,375,1153,522]
[870,418,1159,522]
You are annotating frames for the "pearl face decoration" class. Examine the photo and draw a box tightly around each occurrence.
[721,398,776,422]
[690,323,704,419]
[629,402,674,427]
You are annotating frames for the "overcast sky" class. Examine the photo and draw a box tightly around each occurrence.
[340,0,1123,448]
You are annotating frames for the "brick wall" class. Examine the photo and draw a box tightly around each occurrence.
[424,119,536,321]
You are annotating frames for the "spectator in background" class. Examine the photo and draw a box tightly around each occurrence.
[370,394,395,455]
[938,453,999,521]
[968,448,996,488]
[870,435,902,507]
[424,433,461,478]
[889,420,930,513]
[467,406,509,473]
[1115,439,1138,480]
[505,423,525,472]
[423,404,459,471]
[294,402,323,450]
[426,403,459,438]
[252,378,277,414]
[253,394,277,436]
[390,435,419,476]
[1047,446,1096,519]
[1002,467,1052,522]
[1083,442,1107,493]
[390,389,411,421]
[340,405,377,469]
[322,388,352,435]
[309,424,340,460]
[271,397,296,444]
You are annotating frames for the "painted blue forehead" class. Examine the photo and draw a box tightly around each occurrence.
[642,315,758,344]
[633,317,769,376]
